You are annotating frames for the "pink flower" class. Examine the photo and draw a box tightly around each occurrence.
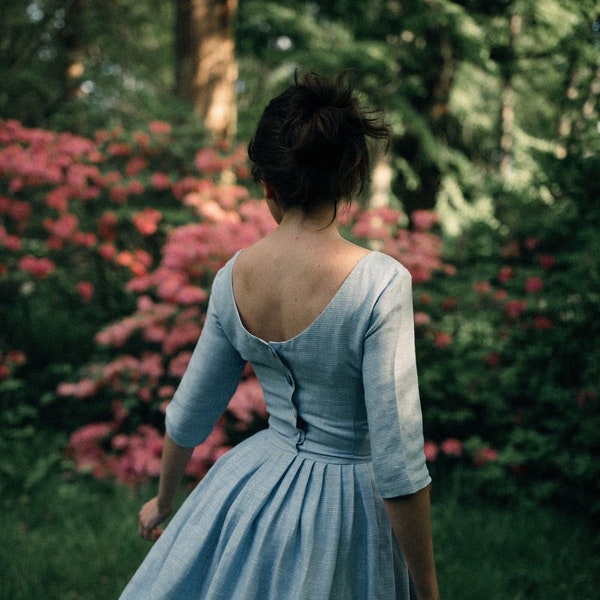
[77,281,94,302]
[535,315,554,330]
[498,266,513,283]
[424,441,439,461]
[107,142,130,157]
[18,255,55,278]
[6,350,26,365]
[176,285,208,305]
[474,447,498,466]
[525,237,538,250]
[168,352,192,377]
[525,276,544,293]
[195,148,223,173]
[133,208,162,236]
[133,132,150,148]
[485,353,501,367]
[57,378,99,399]
[473,281,492,294]
[98,243,117,261]
[433,332,452,348]
[149,121,172,135]
[0,364,10,381]
[0,225,20,251]
[151,172,171,190]
[44,213,78,239]
[414,312,431,326]
[504,299,527,318]
[110,185,128,202]
[45,187,70,211]
[411,210,439,231]
[127,180,145,195]
[125,156,148,177]
[98,211,119,242]
[72,231,97,247]
[441,438,462,456]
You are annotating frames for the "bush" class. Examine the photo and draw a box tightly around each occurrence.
[2,119,597,517]
[414,153,600,515]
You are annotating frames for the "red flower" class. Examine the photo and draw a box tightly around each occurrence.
[525,276,544,293]
[485,353,501,367]
[433,332,452,348]
[498,266,513,283]
[525,237,538,250]
[534,315,554,330]
[539,255,556,269]
[504,299,527,318]
[18,255,55,278]
[442,297,457,311]
[98,212,118,241]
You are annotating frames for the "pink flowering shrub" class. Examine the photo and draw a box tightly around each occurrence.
[0,117,442,485]
[60,195,448,485]
[2,119,598,514]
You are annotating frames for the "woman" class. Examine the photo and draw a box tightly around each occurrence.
[120,72,440,600]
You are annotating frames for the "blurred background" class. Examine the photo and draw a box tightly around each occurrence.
[1,1,599,598]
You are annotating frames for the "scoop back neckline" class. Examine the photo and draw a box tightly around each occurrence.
[229,249,379,345]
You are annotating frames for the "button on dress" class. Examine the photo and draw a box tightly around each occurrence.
[119,250,431,599]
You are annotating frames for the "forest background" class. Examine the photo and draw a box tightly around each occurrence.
[1,1,599,598]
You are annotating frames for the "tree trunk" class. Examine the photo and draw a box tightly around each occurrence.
[175,0,238,142]
[62,0,86,101]
[499,12,521,177]
[555,48,580,159]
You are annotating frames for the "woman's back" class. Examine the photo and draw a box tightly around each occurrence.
[232,215,370,343]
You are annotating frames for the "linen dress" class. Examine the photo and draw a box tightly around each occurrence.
[119,250,431,600]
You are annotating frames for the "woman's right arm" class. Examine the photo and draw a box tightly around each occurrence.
[384,485,440,600]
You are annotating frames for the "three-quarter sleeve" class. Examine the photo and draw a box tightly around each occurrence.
[362,267,431,498]
[165,283,247,448]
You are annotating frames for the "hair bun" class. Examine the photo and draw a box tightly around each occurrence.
[248,70,390,214]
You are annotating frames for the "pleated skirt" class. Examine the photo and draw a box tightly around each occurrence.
[119,429,413,599]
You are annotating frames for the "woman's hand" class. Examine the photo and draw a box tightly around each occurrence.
[138,496,172,541]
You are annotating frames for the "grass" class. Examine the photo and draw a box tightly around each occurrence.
[1,448,598,600]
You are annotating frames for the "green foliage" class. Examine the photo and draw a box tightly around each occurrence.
[416,151,600,514]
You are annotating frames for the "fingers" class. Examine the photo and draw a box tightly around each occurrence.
[139,520,164,541]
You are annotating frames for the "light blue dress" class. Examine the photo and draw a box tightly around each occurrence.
[120,250,431,599]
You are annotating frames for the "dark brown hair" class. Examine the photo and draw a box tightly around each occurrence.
[248,71,390,215]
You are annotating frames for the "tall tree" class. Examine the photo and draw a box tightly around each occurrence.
[175,0,238,141]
